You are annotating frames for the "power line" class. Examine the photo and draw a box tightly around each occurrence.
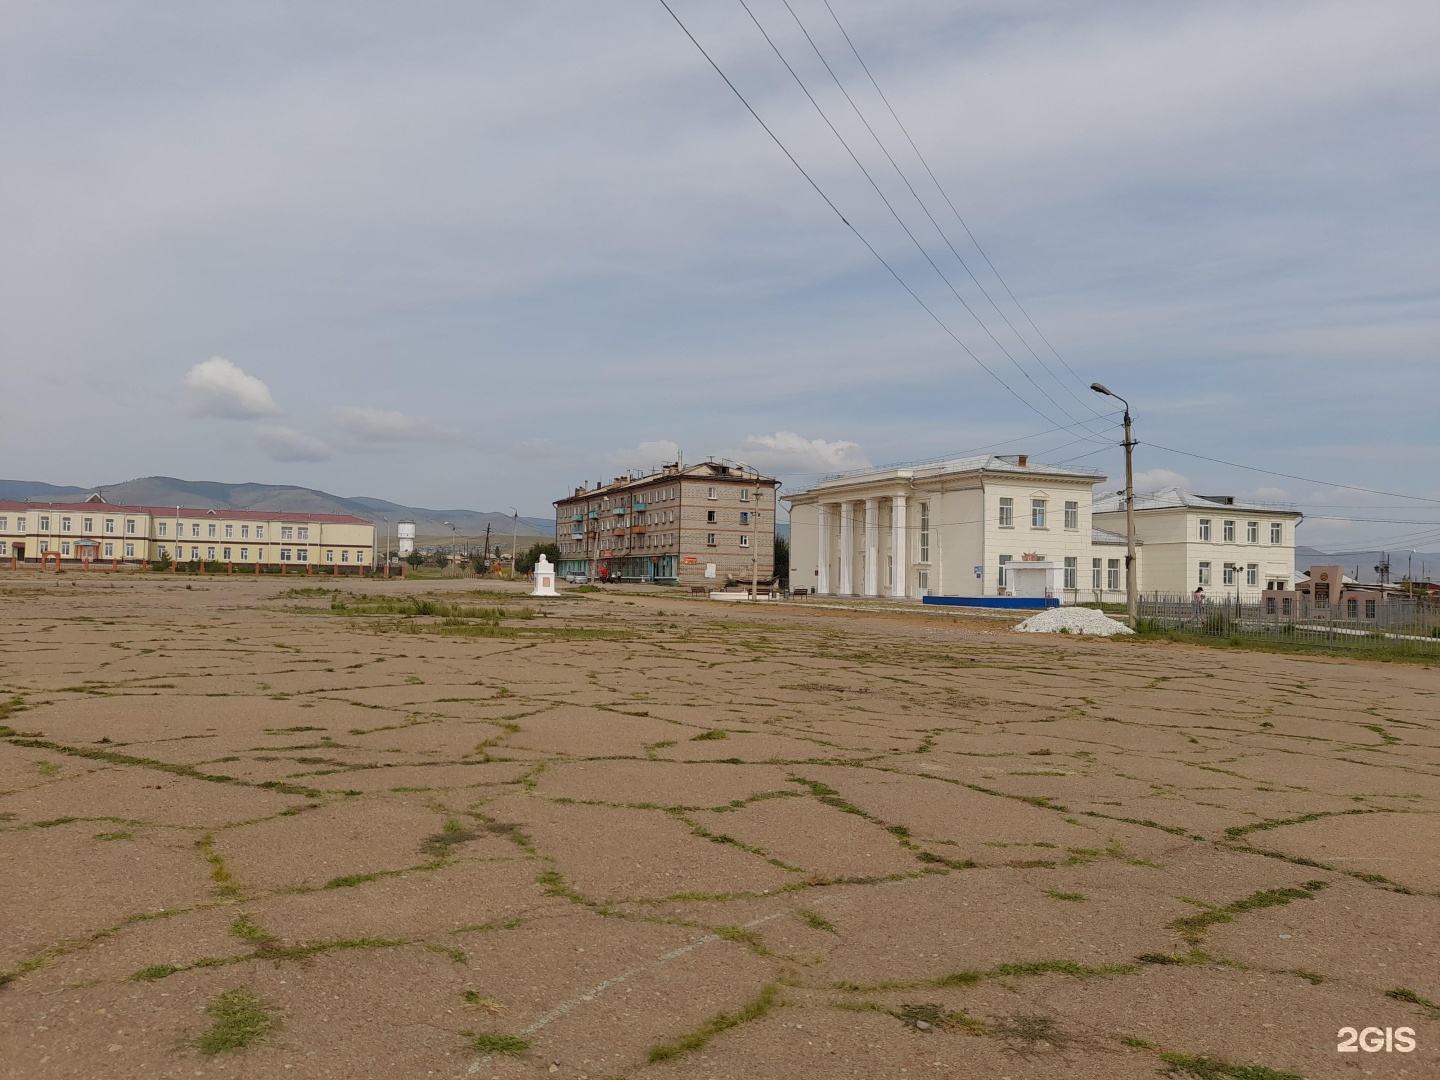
[819,0,1099,404]
[783,0,1107,424]
[656,0,1105,438]
[734,0,1107,439]
[1144,442,1440,506]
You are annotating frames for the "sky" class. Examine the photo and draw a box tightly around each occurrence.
[3,0,1438,553]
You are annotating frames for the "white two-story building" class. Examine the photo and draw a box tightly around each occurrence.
[785,454,1133,603]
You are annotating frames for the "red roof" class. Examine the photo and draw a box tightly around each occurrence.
[0,501,372,526]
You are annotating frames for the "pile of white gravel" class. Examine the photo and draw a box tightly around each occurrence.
[1013,607,1135,636]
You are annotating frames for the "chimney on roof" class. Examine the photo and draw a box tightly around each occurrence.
[1018,455,1028,467]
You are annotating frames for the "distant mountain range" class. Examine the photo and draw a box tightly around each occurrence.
[0,477,552,543]
[1295,546,1440,584]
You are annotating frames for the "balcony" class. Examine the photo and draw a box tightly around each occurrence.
[630,524,647,534]
[570,531,583,541]
[631,501,646,512]
[571,512,583,521]
[611,506,625,516]
[587,511,599,520]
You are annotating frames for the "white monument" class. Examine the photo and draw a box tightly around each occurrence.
[531,553,559,597]
[397,520,416,557]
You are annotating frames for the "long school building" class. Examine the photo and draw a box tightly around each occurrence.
[554,461,779,586]
[0,500,375,568]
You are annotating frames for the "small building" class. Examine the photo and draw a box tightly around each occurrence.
[554,460,779,586]
[0,500,375,567]
[785,454,1126,603]
[1092,487,1302,600]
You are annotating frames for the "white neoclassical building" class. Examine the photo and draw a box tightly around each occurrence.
[785,454,1132,603]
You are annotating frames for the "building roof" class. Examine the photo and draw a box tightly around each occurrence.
[788,454,1105,500]
[557,460,778,505]
[0,500,372,526]
[1092,486,1300,516]
[1091,526,1133,545]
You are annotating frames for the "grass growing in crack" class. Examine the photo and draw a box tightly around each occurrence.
[132,964,180,982]
[197,834,238,896]
[992,1013,1070,1051]
[1046,891,1087,902]
[1159,1052,1301,1079]
[196,988,272,1054]
[895,1002,985,1035]
[714,926,770,955]
[691,728,728,741]
[462,1031,528,1056]
[648,983,779,1063]
[1170,882,1326,943]
[797,910,836,932]
[422,820,479,857]
[1386,987,1439,1010]
[229,913,274,945]
[94,830,133,841]
[461,990,506,1013]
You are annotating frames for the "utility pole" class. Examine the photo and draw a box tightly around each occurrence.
[483,524,491,575]
[1091,383,1138,627]
[509,508,519,581]
[751,477,760,601]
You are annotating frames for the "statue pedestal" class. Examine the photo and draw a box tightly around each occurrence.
[531,554,559,597]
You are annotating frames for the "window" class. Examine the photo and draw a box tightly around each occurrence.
[190,546,200,561]
[61,517,72,531]
[917,569,929,593]
[0,542,6,556]
[223,547,232,560]
[1092,558,1103,589]
[739,511,750,525]
[256,548,264,561]
[1270,522,1282,544]
[240,548,249,561]
[40,515,51,531]
[998,554,1012,589]
[739,488,750,502]
[225,524,234,538]
[706,533,717,547]
[0,517,6,531]
[739,534,750,547]
[206,523,216,539]
[191,523,200,537]
[1223,564,1237,586]
[256,526,264,539]
[280,549,292,562]
[125,543,135,558]
[16,516,25,530]
[84,516,95,532]
[40,541,50,554]
[1107,559,1120,591]
[1198,561,1211,585]
[1063,556,1077,589]
[1198,518,1211,541]
[1031,499,1047,528]
[103,542,113,558]
[998,497,1013,527]
[325,549,335,562]
[1246,564,1258,586]
[918,501,930,562]
[706,510,717,523]
[355,551,364,563]
[1223,520,1235,542]
[156,522,166,536]
[298,527,309,541]
[707,487,718,500]
[61,542,71,556]
[126,519,136,534]
[1365,599,1376,619]
[1265,596,1276,615]
[241,525,250,539]
[1346,598,1358,618]
[296,549,307,562]
[281,526,294,540]
[1064,501,1078,530]
[1282,596,1293,616]
[340,550,349,563]
[1246,521,1258,543]
[206,546,216,561]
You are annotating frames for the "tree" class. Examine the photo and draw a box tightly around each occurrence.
[429,547,450,569]
[774,534,790,587]
[468,551,489,575]
[405,550,426,569]
[515,542,560,575]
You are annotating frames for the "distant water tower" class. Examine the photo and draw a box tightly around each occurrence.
[397,520,416,556]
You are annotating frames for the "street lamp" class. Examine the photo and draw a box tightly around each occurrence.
[1090,383,1138,628]
[508,507,519,581]
[381,516,392,578]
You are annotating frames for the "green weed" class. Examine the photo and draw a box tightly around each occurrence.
[196,988,272,1054]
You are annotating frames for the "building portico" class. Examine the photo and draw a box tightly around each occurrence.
[809,491,914,599]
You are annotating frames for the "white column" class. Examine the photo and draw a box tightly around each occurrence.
[892,493,908,598]
[816,503,832,595]
[863,497,879,597]
[838,501,855,595]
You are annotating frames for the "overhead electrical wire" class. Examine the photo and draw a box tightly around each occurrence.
[783,0,1107,423]
[734,0,1109,440]
[1144,442,1440,506]
[655,0,1107,440]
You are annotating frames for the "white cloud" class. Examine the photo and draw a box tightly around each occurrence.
[1132,468,1192,492]
[332,406,461,445]
[735,432,869,475]
[257,426,331,462]
[184,357,280,418]
[605,440,681,470]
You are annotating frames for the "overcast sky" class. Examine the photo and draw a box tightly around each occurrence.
[3,1,1438,551]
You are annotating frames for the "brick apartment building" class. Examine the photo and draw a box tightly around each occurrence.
[554,460,778,586]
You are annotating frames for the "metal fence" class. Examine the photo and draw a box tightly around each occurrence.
[1137,594,1440,656]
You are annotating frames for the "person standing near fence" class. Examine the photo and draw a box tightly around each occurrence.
[1192,587,1205,623]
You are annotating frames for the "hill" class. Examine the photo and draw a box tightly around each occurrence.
[0,477,552,543]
